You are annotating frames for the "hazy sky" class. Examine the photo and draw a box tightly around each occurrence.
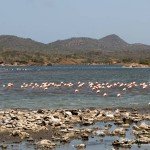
[0,0,150,44]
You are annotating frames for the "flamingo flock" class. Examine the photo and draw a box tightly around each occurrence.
[1,81,150,98]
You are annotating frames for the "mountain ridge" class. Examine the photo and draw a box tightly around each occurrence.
[0,34,149,66]
[0,34,150,50]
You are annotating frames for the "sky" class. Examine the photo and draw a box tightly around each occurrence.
[0,0,150,44]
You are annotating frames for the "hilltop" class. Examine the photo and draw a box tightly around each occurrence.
[0,34,150,66]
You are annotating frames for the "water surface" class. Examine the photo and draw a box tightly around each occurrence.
[0,65,149,109]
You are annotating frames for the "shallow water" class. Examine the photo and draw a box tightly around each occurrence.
[56,138,150,150]
[56,120,150,150]
[0,142,35,150]
[0,65,150,109]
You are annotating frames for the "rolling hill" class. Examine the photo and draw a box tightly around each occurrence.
[0,34,150,66]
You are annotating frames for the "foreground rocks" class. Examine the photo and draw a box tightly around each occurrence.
[0,108,150,149]
[36,139,56,149]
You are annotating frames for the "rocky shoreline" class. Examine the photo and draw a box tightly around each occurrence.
[0,108,150,149]
[0,63,149,68]
[122,63,150,68]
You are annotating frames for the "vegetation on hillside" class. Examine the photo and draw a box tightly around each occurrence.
[0,34,150,66]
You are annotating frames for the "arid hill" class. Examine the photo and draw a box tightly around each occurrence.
[0,34,150,66]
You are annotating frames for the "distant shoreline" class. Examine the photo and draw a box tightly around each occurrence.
[0,62,149,68]
[0,34,150,69]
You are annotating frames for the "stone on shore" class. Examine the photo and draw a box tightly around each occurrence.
[36,139,56,148]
